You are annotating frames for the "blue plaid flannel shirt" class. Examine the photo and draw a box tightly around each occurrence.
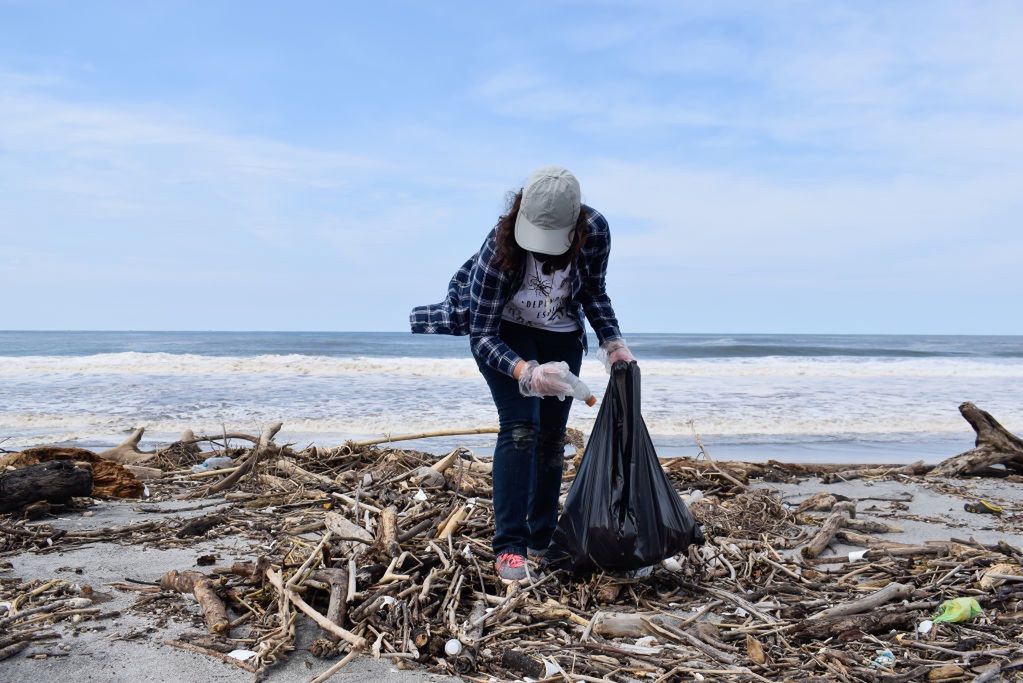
[410,205,622,377]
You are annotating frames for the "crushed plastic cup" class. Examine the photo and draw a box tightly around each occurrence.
[872,649,895,668]
[542,658,564,676]
[203,456,234,469]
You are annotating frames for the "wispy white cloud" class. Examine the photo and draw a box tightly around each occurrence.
[583,160,1021,259]
[474,1,1023,169]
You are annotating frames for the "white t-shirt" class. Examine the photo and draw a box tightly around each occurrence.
[501,254,580,332]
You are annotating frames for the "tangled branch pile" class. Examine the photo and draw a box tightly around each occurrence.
[1,418,1022,681]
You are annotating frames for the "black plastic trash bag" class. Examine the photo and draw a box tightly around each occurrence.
[548,361,704,572]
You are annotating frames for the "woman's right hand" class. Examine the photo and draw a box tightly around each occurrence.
[517,360,575,398]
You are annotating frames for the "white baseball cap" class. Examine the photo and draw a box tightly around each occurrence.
[514,166,581,255]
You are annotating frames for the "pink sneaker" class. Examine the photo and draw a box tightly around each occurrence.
[495,552,527,583]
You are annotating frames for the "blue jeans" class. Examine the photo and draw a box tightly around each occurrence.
[476,321,584,557]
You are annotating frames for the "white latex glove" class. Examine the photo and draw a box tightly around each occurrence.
[517,360,574,399]
[597,339,635,373]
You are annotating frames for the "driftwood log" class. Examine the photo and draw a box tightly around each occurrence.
[454,600,487,674]
[3,447,144,498]
[159,569,230,634]
[309,569,349,643]
[821,460,932,483]
[195,422,283,497]
[265,567,367,649]
[176,513,227,538]
[796,492,849,513]
[0,460,93,512]
[930,402,1023,477]
[591,610,693,638]
[809,582,913,620]
[97,427,157,465]
[844,518,901,534]
[792,609,915,643]
[378,506,400,558]
[801,511,848,559]
[501,649,545,678]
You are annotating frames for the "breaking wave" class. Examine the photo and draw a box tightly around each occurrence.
[1,352,1022,379]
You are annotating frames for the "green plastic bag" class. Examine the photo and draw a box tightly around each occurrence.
[933,597,982,623]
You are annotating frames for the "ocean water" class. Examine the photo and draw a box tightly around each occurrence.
[1,331,1021,463]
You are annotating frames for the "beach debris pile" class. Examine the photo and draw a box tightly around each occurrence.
[0,574,117,662]
[0,412,1021,681]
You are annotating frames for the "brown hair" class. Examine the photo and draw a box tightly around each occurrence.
[492,190,588,275]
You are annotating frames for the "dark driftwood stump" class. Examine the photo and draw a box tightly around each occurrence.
[930,402,1023,477]
[0,460,93,512]
[791,609,914,643]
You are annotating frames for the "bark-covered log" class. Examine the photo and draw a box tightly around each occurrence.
[792,609,915,643]
[843,518,901,534]
[8,447,143,498]
[176,513,227,538]
[796,492,847,513]
[801,511,847,559]
[501,649,545,678]
[930,403,1023,477]
[0,460,92,512]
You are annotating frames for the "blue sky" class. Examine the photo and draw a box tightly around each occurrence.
[1,1,1021,333]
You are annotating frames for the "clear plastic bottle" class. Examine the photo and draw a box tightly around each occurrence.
[190,455,236,473]
[565,373,597,406]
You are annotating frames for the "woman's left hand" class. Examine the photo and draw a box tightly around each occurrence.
[599,339,634,372]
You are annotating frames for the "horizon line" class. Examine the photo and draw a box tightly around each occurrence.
[2,329,1023,338]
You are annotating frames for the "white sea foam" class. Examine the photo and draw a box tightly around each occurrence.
[3,351,1022,453]
[1,352,1022,379]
